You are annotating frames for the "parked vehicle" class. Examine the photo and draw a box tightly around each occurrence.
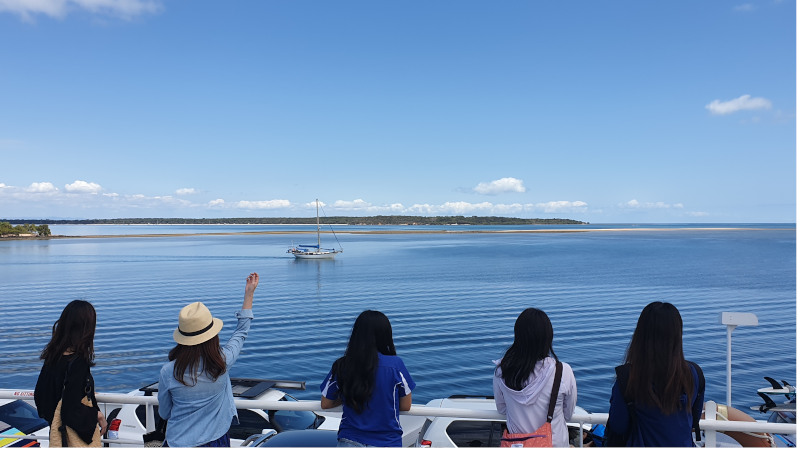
[244,429,339,447]
[415,395,590,448]
[0,399,49,448]
[102,378,339,447]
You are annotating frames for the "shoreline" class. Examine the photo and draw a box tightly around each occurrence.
[2,226,793,240]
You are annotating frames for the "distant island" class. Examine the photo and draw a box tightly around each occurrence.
[0,222,51,237]
[6,216,588,226]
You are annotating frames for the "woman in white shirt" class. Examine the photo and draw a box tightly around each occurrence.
[493,308,577,447]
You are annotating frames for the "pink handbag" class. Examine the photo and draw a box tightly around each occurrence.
[500,362,563,448]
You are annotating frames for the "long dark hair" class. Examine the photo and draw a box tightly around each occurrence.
[41,300,96,366]
[624,301,694,414]
[331,310,397,413]
[168,335,226,386]
[497,308,558,390]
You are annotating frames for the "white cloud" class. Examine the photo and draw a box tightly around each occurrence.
[473,177,526,195]
[406,201,534,215]
[492,203,525,213]
[27,182,58,193]
[733,3,755,12]
[534,201,588,213]
[116,193,193,208]
[441,201,494,214]
[0,0,163,22]
[622,199,684,209]
[65,180,102,193]
[0,178,592,219]
[235,199,291,209]
[406,200,587,215]
[687,211,710,217]
[304,200,325,208]
[388,203,405,212]
[705,95,772,115]
[176,188,196,195]
[333,199,372,209]
[320,199,406,214]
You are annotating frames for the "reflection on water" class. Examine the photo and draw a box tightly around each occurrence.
[291,258,341,300]
[0,226,794,414]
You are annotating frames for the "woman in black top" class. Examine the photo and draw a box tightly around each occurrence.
[35,300,107,447]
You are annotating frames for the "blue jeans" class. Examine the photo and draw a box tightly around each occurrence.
[337,437,378,447]
[164,431,230,447]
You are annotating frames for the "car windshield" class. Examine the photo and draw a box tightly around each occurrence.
[0,400,48,434]
[268,395,324,431]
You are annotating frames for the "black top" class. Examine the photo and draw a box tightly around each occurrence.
[34,355,100,445]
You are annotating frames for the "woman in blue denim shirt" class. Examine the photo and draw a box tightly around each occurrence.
[158,272,259,447]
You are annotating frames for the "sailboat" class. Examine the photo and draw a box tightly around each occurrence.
[287,199,343,259]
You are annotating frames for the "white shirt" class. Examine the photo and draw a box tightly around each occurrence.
[493,357,577,448]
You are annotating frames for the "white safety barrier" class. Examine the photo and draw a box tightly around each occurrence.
[1,390,795,448]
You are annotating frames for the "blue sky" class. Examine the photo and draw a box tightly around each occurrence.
[0,0,795,222]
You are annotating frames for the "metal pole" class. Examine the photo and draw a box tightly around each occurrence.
[705,400,717,448]
[727,325,734,407]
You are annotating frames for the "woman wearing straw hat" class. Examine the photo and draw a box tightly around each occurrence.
[157,272,259,447]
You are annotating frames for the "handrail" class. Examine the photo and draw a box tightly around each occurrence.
[1,390,795,437]
[0,433,143,445]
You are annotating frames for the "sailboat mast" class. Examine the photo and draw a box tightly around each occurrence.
[316,199,321,249]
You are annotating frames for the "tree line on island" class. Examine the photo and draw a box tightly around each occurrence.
[0,222,51,237]
[6,216,587,227]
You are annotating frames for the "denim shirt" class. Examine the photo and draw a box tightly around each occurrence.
[158,309,253,447]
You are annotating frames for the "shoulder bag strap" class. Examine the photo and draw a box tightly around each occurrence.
[545,362,563,423]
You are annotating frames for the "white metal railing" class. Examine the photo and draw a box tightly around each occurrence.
[0,434,144,445]
[1,390,795,448]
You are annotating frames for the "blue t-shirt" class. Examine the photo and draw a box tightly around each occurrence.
[320,353,415,447]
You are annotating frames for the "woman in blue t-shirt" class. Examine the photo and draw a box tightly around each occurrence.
[320,310,415,447]
[606,301,704,447]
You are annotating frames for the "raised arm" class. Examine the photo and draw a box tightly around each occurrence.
[243,272,258,310]
[222,272,258,366]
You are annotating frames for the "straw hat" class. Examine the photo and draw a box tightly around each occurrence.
[173,302,223,346]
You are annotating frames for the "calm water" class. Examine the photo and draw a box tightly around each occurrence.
[0,225,795,416]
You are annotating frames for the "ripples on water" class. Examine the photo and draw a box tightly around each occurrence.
[0,226,795,415]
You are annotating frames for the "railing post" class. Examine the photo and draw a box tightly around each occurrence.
[705,400,717,448]
[720,312,758,407]
[145,404,155,433]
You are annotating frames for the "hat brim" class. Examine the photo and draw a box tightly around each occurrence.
[173,318,223,346]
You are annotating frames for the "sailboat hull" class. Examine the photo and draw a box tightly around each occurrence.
[290,250,341,260]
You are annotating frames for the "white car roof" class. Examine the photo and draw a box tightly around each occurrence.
[428,397,498,411]
[134,378,306,400]
[424,396,590,422]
